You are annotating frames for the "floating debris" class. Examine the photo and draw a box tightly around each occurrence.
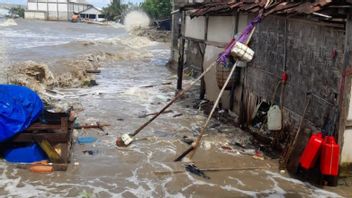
[185,164,210,179]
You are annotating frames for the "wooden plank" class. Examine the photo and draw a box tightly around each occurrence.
[60,117,68,132]
[11,132,69,143]
[338,14,352,148]
[35,138,65,164]
[26,123,62,131]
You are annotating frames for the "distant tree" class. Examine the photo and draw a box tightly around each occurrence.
[102,0,127,21]
[140,0,171,20]
[9,6,24,18]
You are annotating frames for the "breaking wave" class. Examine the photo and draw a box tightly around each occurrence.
[124,10,150,31]
[0,18,17,27]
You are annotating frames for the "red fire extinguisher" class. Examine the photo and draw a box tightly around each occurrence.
[320,136,340,176]
[299,132,323,170]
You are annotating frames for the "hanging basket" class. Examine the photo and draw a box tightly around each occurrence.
[216,62,235,90]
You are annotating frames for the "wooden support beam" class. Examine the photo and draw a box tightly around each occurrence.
[230,11,240,111]
[200,16,209,100]
[177,38,185,90]
[177,11,186,91]
[338,14,352,149]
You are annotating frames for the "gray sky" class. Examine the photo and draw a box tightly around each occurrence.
[0,0,143,8]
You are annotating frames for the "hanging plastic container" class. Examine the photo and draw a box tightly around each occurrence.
[320,136,340,176]
[267,105,282,130]
[299,132,323,170]
[231,42,255,62]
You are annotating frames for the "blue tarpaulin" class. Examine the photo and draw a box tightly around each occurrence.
[0,85,43,142]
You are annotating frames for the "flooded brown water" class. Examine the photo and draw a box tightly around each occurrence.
[0,18,350,197]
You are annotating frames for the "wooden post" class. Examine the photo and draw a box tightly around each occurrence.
[177,37,185,90]
[338,14,352,150]
[200,16,209,99]
[177,11,186,91]
[229,11,240,111]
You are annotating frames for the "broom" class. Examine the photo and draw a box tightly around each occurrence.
[116,61,218,147]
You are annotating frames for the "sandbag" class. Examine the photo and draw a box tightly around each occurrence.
[0,85,43,142]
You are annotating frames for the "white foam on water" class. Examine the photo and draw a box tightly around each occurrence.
[0,165,58,197]
[181,171,216,192]
[161,177,186,198]
[0,24,122,50]
[263,176,287,197]
[151,161,173,172]
[124,10,150,31]
[220,175,289,197]
[228,176,245,187]
[220,185,257,197]
[312,189,343,198]
[0,19,17,27]
[103,35,157,49]
[110,22,125,29]
[123,87,150,102]
[265,171,305,185]
[265,171,342,197]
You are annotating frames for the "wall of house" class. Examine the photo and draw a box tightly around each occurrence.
[239,16,346,171]
[246,15,344,132]
[178,14,248,108]
[184,16,205,40]
[178,13,346,125]
[173,11,351,171]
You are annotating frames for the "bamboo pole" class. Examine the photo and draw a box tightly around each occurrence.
[154,166,271,175]
[130,62,217,137]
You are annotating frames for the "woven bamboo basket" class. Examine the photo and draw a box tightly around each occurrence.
[216,61,235,90]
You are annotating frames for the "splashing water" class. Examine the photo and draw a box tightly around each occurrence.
[124,10,150,31]
[0,19,17,27]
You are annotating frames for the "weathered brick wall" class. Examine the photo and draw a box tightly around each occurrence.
[245,15,345,131]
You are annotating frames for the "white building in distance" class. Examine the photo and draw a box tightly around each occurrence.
[79,6,105,22]
[25,0,92,21]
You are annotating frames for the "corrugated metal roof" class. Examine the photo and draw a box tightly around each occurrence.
[187,0,349,18]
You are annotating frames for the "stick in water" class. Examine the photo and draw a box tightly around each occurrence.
[130,62,217,137]
[154,166,271,175]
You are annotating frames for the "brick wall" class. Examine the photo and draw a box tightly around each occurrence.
[245,15,345,132]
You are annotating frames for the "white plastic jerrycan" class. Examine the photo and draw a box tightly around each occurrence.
[267,105,282,131]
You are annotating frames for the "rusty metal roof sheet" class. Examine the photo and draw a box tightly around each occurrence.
[187,0,343,18]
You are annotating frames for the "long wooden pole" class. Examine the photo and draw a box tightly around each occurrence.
[154,166,271,175]
[131,62,217,137]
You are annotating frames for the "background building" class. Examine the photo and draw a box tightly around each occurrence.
[79,6,104,22]
[25,0,92,21]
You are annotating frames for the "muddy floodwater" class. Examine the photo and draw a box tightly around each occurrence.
[0,19,350,197]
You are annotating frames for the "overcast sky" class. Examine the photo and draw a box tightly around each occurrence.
[0,0,143,8]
